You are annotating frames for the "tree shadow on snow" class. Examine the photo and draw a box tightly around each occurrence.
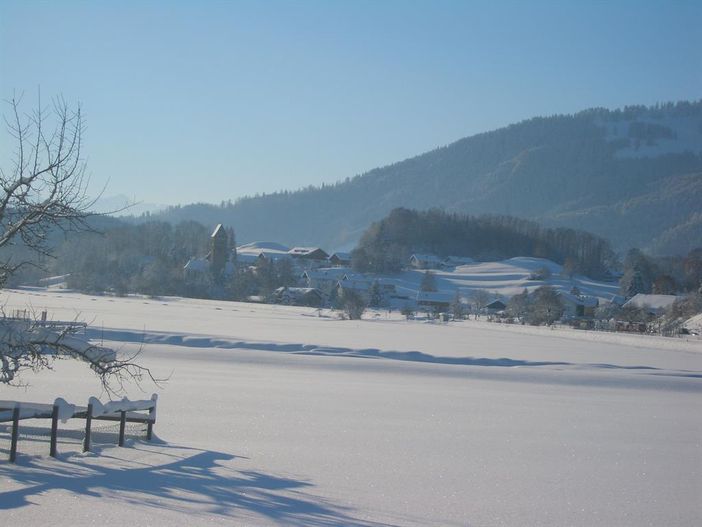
[87,327,690,374]
[0,438,395,526]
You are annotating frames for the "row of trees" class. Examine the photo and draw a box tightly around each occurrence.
[352,208,616,278]
[46,221,300,302]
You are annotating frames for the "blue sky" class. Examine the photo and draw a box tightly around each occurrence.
[1,0,700,206]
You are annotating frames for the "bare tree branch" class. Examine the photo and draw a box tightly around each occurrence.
[0,94,160,393]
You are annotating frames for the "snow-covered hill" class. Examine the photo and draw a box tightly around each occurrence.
[330,257,620,308]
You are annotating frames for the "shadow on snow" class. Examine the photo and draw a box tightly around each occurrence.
[87,327,693,374]
[0,437,395,526]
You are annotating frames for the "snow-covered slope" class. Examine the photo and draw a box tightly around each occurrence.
[0,289,700,526]
[237,241,291,252]
[601,114,702,158]
[342,256,619,306]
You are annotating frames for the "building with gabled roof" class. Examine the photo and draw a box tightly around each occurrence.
[416,291,453,311]
[558,291,599,318]
[274,287,323,307]
[329,252,352,266]
[409,253,443,269]
[288,247,329,259]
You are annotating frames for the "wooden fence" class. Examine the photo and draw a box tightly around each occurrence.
[0,394,158,462]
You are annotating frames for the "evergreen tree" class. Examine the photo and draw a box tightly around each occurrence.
[421,271,438,292]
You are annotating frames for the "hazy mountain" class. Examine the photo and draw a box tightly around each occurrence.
[93,194,167,217]
[146,101,702,255]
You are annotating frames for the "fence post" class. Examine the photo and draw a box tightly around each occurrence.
[9,407,20,463]
[50,404,59,457]
[146,393,158,441]
[118,411,126,447]
[83,403,93,452]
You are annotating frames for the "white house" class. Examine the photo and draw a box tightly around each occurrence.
[328,252,352,266]
[301,268,350,296]
[409,254,443,269]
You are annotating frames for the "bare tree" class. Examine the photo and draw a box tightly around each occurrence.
[470,289,491,313]
[341,290,366,320]
[0,94,158,392]
[0,314,159,394]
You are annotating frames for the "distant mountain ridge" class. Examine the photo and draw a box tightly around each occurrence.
[144,101,702,255]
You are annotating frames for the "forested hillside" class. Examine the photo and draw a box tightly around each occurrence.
[143,101,702,255]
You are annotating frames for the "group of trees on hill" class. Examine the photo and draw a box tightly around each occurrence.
[51,221,210,296]
[351,208,616,278]
[619,247,702,297]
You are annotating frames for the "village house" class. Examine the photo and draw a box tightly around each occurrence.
[416,291,453,312]
[484,299,507,314]
[257,250,292,263]
[328,252,352,266]
[274,286,323,307]
[288,247,329,260]
[286,247,330,270]
[301,268,350,297]
[558,291,599,318]
[409,253,443,269]
[335,277,373,303]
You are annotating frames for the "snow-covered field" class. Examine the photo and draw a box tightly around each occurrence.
[1,289,701,526]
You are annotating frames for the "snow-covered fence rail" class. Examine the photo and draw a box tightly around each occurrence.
[0,394,158,462]
[3,310,88,333]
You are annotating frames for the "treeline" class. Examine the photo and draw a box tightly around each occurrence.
[351,208,616,278]
[52,221,210,296]
[44,220,297,301]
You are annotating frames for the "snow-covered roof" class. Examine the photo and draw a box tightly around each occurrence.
[623,294,679,311]
[558,291,599,308]
[288,247,329,259]
[338,279,372,292]
[341,272,366,282]
[485,299,507,309]
[237,241,290,252]
[329,251,352,261]
[303,268,350,281]
[211,224,226,238]
[410,253,443,263]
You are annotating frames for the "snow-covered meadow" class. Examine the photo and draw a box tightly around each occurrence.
[1,288,700,526]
